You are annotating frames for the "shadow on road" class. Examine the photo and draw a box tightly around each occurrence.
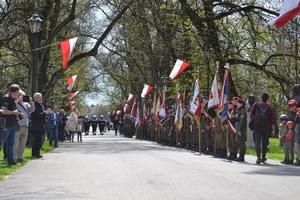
[244,165,300,176]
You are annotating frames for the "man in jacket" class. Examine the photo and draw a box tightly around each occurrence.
[30,93,47,158]
[14,90,34,162]
[47,107,59,148]
[1,84,23,165]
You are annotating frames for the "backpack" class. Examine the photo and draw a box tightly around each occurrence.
[254,103,269,128]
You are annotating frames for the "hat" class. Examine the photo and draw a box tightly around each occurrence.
[288,99,297,106]
[287,121,294,126]
[279,114,288,121]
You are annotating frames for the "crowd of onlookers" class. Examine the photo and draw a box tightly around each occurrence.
[0,84,120,166]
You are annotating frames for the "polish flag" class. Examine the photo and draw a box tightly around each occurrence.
[69,91,79,101]
[123,103,130,113]
[69,100,75,106]
[127,93,135,103]
[190,79,201,117]
[70,105,76,112]
[169,59,190,80]
[60,37,78,69]
[141,84,152,98]
[67,75,77,91]
[268,0,300,28]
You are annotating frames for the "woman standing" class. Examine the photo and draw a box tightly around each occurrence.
[66,112,78,142]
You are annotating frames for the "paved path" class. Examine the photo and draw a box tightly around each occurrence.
[0,131,299,200]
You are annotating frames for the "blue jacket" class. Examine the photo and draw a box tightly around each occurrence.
[47,112,59,128]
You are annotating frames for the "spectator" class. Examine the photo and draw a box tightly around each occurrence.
[250,93,275,164]
[14,90,33,162]
[112,113,120,136]
[294,107,300,166]
[47,106,59,148]
[30,93,47,159]
[58,109,67,142]
[1,84,23,165]
[77,116,83,142]
[66,112,78,142]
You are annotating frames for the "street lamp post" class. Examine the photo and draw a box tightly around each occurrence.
[28,13,43,96]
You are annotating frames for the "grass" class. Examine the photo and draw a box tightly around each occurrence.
[0,140,54,181]
[246,138,284,161]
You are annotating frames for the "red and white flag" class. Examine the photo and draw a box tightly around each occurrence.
[67,75,77,91]
[60,37,78,69]
[190,79,201,117]
[123,103,130,113]
[127,93,135,103]
[131,101,137,117]
[208,73,220,109]
[141,84,152,98]
[69,91,79,101]
[268,0,300,28]
[69,100,75,106]
[228,120,239,136]
[169,59,190,80]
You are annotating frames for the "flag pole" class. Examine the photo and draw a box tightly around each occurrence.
[32,41,60,52]
[225,63,230,156]
[197,70,202,154]
[214,61,220,154]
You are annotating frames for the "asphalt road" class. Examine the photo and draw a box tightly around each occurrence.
[0,131,299,200]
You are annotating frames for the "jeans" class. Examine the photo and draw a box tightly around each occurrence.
[48,127,58,147]
[254,129,269,159]
[31,130,45,157]
[70,131,76,142]
[3,125,16,163]
[77,131,82,142]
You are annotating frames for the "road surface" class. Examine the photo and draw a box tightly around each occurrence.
[0,131,299,200]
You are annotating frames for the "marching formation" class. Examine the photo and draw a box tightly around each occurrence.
[118,61,300,166]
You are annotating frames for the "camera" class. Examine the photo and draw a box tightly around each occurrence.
[17,110,24,120]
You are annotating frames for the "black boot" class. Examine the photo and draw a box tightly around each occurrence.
[235,154,245,162]
[227,153,237,160]
[218,149,227,158]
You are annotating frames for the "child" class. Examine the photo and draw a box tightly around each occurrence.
[294,107,300,166]
[281,121,294,164]
[278,114,288,150]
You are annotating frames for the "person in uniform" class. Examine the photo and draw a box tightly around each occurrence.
[98,115,106,135]
[91,115,98,135]
[228,100,238,160]
[83,116,90,135]
[235,99,247,162]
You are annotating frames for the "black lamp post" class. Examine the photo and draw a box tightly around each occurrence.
[28,13,42,96]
